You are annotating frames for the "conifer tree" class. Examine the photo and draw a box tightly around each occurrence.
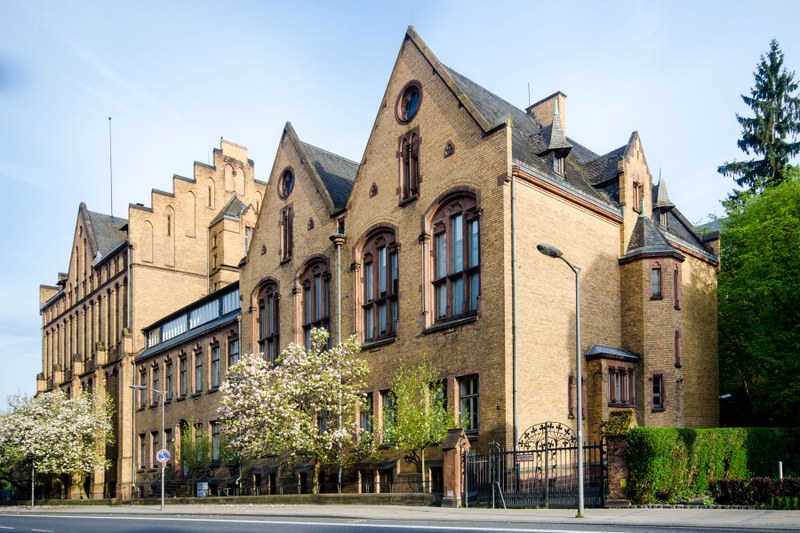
[719,39,800,211]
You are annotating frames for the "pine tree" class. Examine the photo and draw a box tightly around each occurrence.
[719,39,800,211]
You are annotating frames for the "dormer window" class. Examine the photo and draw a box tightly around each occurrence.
[553,155,565,176]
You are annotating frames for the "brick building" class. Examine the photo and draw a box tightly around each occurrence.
[239,27,719,491]
[38,139,265,498]
[39,27,719,498]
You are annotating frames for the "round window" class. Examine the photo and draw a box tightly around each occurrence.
[396,82,422,123]
[279,168,294,199]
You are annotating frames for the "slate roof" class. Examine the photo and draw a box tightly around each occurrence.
[585,344,639,362]
[300,142,358,210]
[654,178,674,208]
[210,195,248,225]
[624,214,678,257]
[443,65,621,210]
[83,205,128,260]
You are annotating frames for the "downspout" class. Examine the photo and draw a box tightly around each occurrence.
[206,229,210,294]
[508,115,519,447]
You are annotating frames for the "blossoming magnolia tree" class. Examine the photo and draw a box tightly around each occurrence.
[0,391,114,498]
[219,328,373,493]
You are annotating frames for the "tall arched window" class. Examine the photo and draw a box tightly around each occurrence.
[256,282,279,364]
[399,130,420,201]
[430,194,480,323]
[361,229,399,342]
[300,259,329,348]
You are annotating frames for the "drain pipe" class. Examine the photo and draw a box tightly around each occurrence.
[508,116,519,447]
[330,231,346,493]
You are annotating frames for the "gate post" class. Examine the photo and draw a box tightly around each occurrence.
[441,428,470,508]
[606,435,628,501]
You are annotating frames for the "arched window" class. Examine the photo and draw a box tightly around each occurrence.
[650,262,662,299]
[430,194,480,323]
[300,259,329,348]
[361,229,399,343]
[256,282,279,364]
[399,130,420,201]
[280,206,293,261]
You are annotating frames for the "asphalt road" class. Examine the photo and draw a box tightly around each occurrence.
[0,514,790,533]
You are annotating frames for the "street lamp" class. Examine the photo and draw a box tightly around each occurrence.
[130,384,166,511]
[536,243,585,517]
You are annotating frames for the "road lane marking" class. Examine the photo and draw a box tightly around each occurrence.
[31,530,54,532]
[0,514,627,533]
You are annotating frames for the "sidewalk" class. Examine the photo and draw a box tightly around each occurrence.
[3,503,800,530]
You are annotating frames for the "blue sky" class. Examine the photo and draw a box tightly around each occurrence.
[1,0,799,402]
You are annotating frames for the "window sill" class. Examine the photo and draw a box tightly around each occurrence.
[177,396,186,402]
[651,407,665,413]
[192,392,203,398]
[650,295,663,301]
[361,337,397,351]
[208,386,219,393]
[608,402,636,408]
[280,257,292,266]
[423,314,478,335]
[398,194,418,207]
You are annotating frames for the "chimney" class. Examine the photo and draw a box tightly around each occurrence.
[527,91,567,133]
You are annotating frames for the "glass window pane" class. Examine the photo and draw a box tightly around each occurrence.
[469,219,479,268]
[391,252,398,294]
[435,234,447,278]
[378,247,387,295]
[453,214,463,272]
[364,263,373,302]
[392,299,399,331]
[268,295,275,336]
[378,302,387,334]
[315,274,323,320]
[364,307,373,340]
[304,287,311,323]
[453,277,464,316]
[469,273,479,311]
[436,283,447,319]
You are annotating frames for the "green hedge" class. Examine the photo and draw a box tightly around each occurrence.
[625,427,792,503]
[710,478,800,508]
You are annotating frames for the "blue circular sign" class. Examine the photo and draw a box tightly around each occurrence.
[156,449,170,463]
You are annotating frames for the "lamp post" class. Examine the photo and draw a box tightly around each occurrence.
[130,385,166,511]
[536,243,584,517]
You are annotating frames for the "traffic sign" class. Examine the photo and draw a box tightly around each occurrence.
[156,449,170,463]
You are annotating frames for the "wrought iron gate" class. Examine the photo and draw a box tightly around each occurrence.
[462,422,606,508]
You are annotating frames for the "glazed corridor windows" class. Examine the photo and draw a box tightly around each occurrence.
[257,284,279,364]
[432,196,480,323]
[362,231,399,342]
[301,261,330,348]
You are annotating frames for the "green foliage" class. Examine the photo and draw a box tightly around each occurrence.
[625,427,791,503]
[719,39,800,211]
[717,179,800,426]
[384,360,454,487]
[711,477,800,508]
[180,418,211,474]
[602,409,636,436]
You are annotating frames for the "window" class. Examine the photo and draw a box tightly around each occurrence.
[301,260,329,348]
[396,81,422,123]
[567,375,586,418]
[460,376,479,433]
[228,337,240,367]
[278,168,295,199]
[361,393,374,435]
[139,369,147,408]
[674,330,682,368]
[194,349,203,393]
[151,431,159,468]
[608,367,635,406]
[381,390,396,443]
[431,195,480,323]
[166,215,172,237]
[652,374,664,410]
[673,265,681,309]
[257,283,280,363]
[152,365,160,404]
[138,433,146,470]
[553,154,565,175]
[244,226,253,255]
[650,264,662,299]
[164,428,173,465]
[361,231,399,342]
[280,206,293,261]
[399,130,420,200]
[211,345,220,388]
[211,421,220,463]
[166,361,173,401]
[179,357,187,397]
